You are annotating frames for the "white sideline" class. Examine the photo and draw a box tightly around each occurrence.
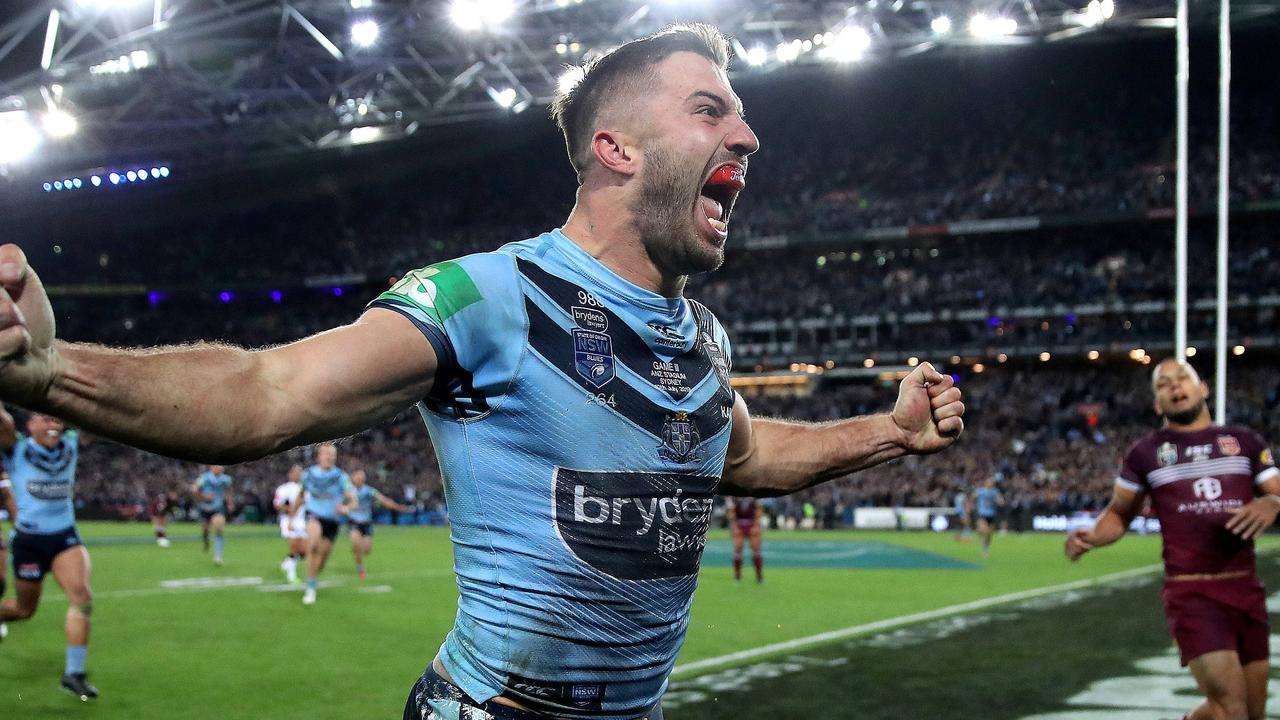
[670,563,1164,677]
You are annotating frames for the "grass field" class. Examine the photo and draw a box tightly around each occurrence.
[1,522,1276,719]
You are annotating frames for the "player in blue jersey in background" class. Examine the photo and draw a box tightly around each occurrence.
[0,410,98,700]
[192,464,234,565]
[0,24,965,720]
[0,409,12,644]
[347,468,411,580]
[974,476,1004,559]
[300,443,356,605]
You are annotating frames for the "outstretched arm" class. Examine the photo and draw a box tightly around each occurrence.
[0,245,437,464]
[720,362,965,497]
[375,491,412,514]
[1065,485,1144,561]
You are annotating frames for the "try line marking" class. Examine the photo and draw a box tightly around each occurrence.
[670,563,1164,677]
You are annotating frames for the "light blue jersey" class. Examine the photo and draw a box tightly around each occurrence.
[975,486,1002,518]
[5,431,80,534]
[348,484,380,524]
[302,466,352,520]
[195,471,233,513]
[370,229,736,718]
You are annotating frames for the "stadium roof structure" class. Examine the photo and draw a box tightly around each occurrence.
[1,0,1277,182]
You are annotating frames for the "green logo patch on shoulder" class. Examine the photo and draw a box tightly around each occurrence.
[379,260,482,325]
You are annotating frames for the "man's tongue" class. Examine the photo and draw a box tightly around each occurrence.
[700,195,723,221]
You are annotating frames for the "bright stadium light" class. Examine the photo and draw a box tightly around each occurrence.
[822,26,871,62]
[969,13,1018,37]
[159,166,169,177]
[350,0,373,7]
[90,175,101,186]
[931,15,952,34]
[126,170,137,181]
[744,45,768,66]
[0,111,41,164]
[350,19,379,47]
[775,40,800,63]
[450,0,514,31]
[43,109,77,138]
[1101,0,1115,18]
[109,172,121,184]
[489,87,517,109]
[150,167,160,178]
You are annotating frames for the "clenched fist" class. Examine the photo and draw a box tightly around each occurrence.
[891,361,965,454]
[0,244,59,407]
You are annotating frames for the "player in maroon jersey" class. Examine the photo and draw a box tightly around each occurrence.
[1066,359,1280,720]
[727,496,764,583]
[147,491,171,547]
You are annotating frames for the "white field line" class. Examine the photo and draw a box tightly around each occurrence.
[670,563,1164,677]
[42,567,453,602]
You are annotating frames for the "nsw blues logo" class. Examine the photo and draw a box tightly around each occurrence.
[572,328,614,388]
[658,411,702,464]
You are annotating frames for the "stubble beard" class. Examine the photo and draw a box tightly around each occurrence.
[1164,398,1208,426]
[629,143,725,279]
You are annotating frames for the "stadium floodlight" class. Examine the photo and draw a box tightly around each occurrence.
[822,26,871,62]
[71,178,82,188]
[862,358,874,368]
[1087,350,1100,360]
[1039,352,1051,361]
[150,167,160,178]
[130,50,151,69]
[931,15,952,34]
[555,42,568,54]
[907,356,920,367]
[126,170,138,181]
[350,0,373,7]
[53,180,63,190]
[43,182,52,192]
[969,13,1018,38]
[489,87,517,109]
[1233,345,1245,355]
[450,0,514,31]
[1185,346,1197,357]
[775,40,800,63]
[351,19,379,47]
[90,175,101,186]
[1101,0,1115,18]
[744,46,768,66]
[557,67,584,94]
[43,109,78,138]
[0,111,41,165]
[159,166,170,177]
[135,168,147,180]
[109,172,121,184]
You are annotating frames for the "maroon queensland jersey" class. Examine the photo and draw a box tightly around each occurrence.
[1117,425,1278,576]
[732,498,760,525]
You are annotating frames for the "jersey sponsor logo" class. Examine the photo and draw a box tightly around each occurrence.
[381,260,482,326]
[1192,476,1223,501]
[572,306,608,332]
[648,322,687,349]
[1186,443,1214,462]
[556,468,717,580]
[658,411,702,464]
[572,328,615,388]
[506,674,607,713]
[1217,435,1241,456]
[26,478,72,501]
[1158,442,1178,467]
[16,562,41,580]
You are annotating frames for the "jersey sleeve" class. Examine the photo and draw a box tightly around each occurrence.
[340,472,354,494]
[1115,443,1148,494]
[366,252,524,417]
[1245,431,1278,486]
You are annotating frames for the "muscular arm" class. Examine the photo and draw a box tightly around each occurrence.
[1065,485,1144,561]
[720,363,965,497]
[14,308,436,464]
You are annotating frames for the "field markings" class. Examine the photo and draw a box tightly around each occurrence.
[40,567,452,602]
[670,562,1163,677]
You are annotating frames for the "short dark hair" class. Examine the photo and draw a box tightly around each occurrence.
[550,23,730,183]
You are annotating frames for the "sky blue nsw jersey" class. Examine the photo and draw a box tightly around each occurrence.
[349,484,380,523]
[369,229,736,718]
[195,471,233,513]
[975,487,1001,517]
[5,431,80,534]
[302,466,352,520]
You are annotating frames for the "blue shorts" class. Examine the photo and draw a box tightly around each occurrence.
[403,665,664,720]
[11,526,83,581]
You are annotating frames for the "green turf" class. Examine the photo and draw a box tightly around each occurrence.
[0,522,1255,719]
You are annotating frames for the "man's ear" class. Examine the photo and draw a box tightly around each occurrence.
[589,129,640,177]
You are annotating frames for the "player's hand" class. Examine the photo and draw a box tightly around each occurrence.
[891,362,964,454]
[1064,529,1094,561]
[0,245,57,406]
[1225,497,1280,541]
